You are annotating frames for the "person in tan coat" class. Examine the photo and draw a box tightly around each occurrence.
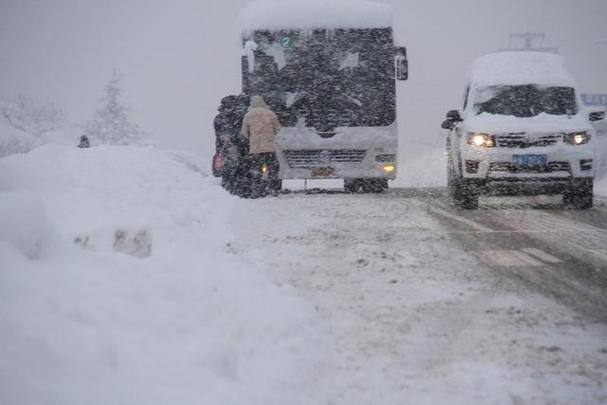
[241,95,282,194]
[241,95,281,154]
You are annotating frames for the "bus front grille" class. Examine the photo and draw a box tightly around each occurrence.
[284,150,367,168]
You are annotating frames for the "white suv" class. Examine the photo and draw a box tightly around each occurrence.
[443,52,600,209]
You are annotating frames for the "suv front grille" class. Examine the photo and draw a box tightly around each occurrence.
[496,134,561,148]
[284,149,367,168]
[489,161,571,173]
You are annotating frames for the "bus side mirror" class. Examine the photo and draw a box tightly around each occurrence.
[395,47,408,81]
[589,111,606,122]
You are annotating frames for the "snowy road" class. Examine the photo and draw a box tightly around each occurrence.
[228,188,607,404]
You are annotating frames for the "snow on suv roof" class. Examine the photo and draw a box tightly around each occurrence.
[238,0,394,32]
[469,51,576,88]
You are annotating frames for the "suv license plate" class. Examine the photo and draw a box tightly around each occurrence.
[513,154,547,167]
[312,167,334,178]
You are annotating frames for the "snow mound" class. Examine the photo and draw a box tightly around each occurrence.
[0,122,39,157]
[0,145,333,404]
[238,0,393,32]
[469,52,576,88]
[0,193,54,259]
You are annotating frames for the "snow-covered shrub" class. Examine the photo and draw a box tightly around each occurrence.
[0,122,39,157]
[0,94,66,136]
[82,71,149,146]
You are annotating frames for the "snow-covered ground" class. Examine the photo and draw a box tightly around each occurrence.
[0,144,335,405]
[1,135,607,404]
[228,192,607,404]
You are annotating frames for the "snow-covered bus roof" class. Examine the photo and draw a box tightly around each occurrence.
[468,51,576,88]
[238,0,394,32]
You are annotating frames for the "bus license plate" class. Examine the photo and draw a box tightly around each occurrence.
[312,167,334,178]
[513,154,547,168]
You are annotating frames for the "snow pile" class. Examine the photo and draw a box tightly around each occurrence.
[0,193,53,259]
[238,0,393,32]
[0,121,40,157]
[469,52,576,88]
[0,145,333,404]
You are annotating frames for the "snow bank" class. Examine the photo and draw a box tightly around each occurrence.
[469,52,576,88]
[238,0,393,32]
[0,145,333,404]
[0,193,54,259]
[0,122,39,157]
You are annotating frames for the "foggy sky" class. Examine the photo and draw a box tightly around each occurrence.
[1,0,606,157]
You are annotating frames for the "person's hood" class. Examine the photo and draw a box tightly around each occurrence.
[249,96,269,110]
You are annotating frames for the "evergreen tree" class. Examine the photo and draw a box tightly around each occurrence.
[83,71,148,146]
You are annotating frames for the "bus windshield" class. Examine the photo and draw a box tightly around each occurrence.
[243,28,396,131]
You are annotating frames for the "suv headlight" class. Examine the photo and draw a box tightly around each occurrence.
[564,132,591,145]
[467,132,495,148]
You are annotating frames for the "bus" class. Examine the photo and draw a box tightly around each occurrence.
[238,0,408,192]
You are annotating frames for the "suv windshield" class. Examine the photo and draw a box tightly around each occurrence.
[473,85,578,118]
[243,28,395,130]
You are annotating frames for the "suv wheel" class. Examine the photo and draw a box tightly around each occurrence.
[564,179,593,209]
[452,178,479,210]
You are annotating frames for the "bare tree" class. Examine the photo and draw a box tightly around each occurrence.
[0,94,66,136]
[82,70,148,146]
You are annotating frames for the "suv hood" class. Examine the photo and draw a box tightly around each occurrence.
[466,112,592,134]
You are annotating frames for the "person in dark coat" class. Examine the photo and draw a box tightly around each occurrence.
[213,95,250,195]
[78,135,90,148]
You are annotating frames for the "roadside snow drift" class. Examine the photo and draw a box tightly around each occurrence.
[0,145,332,405]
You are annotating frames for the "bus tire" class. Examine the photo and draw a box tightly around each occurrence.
[365,179,388,193]
[345,179,388,194]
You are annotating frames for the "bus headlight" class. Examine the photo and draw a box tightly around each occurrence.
[564,132,590,145]
[467,132,495,147]
[383,164,396,174]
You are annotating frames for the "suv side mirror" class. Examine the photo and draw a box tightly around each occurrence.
[395,47,408,81]
[442,110,462,131]
[589,111,606,122]
[442,120,455,130]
